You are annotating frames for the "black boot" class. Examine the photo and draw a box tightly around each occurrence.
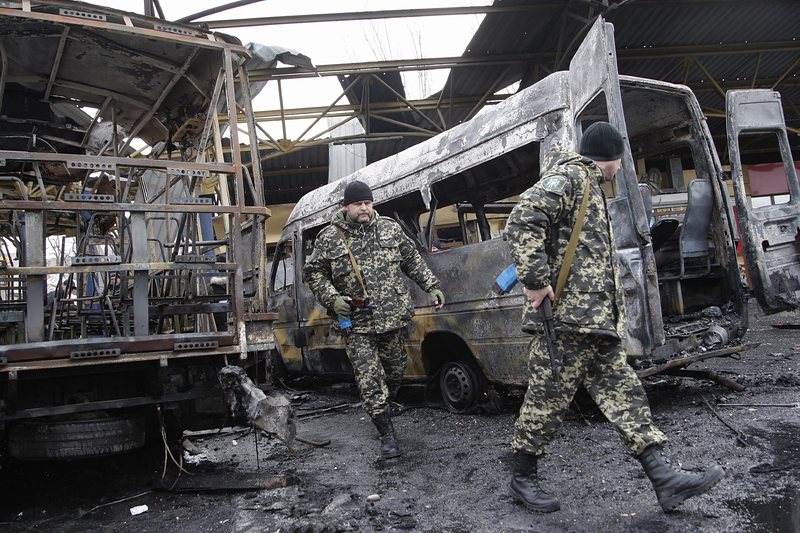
[371,412,401,459]
[637,445,724,512]
[509,452,560,513]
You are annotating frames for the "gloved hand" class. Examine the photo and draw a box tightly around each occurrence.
[333,295,352,316]
[429,289,445,310]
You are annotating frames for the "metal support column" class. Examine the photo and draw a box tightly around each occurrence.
[130,212,149,336]
[24,211,45,342]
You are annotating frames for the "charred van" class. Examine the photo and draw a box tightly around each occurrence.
[267,18,797,412]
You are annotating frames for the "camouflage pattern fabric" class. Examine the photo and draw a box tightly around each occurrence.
[506,149,625,338]
[303,208,439,416]
[507,149,666,457]
[345,330,406,416]
[303,209,440,334]
[511,331,667,456]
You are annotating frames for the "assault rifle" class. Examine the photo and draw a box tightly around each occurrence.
[538,298,560,385]
[493,264,561,385]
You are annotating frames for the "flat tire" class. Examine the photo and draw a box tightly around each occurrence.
[8,412,146,460]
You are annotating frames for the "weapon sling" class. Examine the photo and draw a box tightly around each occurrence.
[553,175,591,302]
[541,173,591,385]
[334,226,369,300]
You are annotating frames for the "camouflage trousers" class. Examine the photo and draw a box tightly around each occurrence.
[345,330,406,417]
[511,331,667,457]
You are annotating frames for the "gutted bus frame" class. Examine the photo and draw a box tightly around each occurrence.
[0,1,271,458]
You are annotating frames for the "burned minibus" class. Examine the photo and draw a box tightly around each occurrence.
[0,2,272,458]
[267,18,797,412]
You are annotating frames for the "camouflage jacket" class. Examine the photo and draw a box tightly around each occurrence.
[506,150,625,338]
[303,209,440,334]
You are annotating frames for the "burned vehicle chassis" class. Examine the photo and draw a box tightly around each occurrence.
[0,1,271,459]
[267,18,800,412]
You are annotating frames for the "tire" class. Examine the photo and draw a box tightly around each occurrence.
[439,361,484,414]
[8,412,146,460]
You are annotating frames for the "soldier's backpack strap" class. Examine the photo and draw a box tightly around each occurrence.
[333,226,370,299]
[553,175,591,302]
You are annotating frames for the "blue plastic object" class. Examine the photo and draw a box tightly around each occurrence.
[337,315,352,336]
[493,263,518,295]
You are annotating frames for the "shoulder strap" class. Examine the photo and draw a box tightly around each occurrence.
[334,226,369,299]
[554,175,591,302]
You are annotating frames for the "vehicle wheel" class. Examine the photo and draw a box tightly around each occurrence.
[8,412,146,460]
[439,361,484,413]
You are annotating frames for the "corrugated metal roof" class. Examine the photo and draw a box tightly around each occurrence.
[442,0,798,126]
[248,144,330,205]
[262,0,799,205]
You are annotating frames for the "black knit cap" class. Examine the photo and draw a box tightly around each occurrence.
[343,180,373,205]
[579,121,625,161]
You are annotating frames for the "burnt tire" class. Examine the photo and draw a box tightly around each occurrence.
[439,361,484,414]
[8,412,146,460]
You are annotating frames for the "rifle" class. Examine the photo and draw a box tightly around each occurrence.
[538,298,561,385]
[492,264,561,385]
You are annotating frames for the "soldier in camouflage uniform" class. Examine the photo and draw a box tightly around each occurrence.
[303,180,444,459]
[505,122,724,513]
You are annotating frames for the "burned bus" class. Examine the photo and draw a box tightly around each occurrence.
[267,18,795,413]
[0,1,272,458]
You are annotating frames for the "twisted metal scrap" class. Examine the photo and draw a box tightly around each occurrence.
[218,365,296,449]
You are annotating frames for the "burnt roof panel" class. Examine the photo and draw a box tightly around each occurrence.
[258,0,800,205]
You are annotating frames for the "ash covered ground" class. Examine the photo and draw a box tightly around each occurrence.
[2,304,798,532]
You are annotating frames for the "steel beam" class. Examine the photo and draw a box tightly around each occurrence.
[202,4,564,28]
[129,212,149,336]
[23,212,45,342]
[248,41,800,82]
